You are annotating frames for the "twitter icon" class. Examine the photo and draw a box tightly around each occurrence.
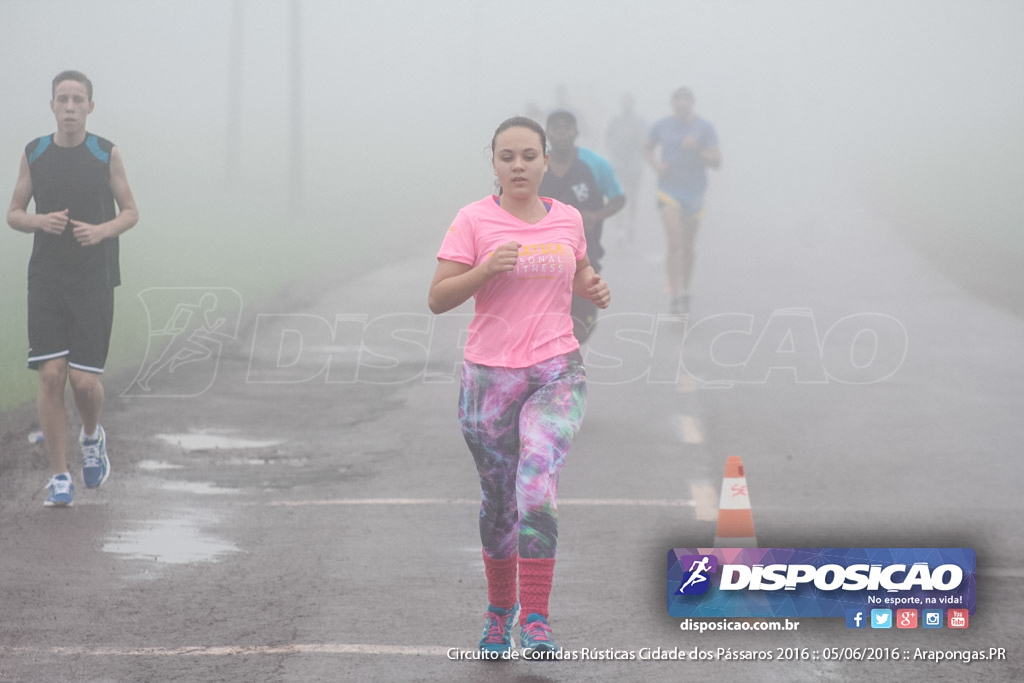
[871,609,893,629]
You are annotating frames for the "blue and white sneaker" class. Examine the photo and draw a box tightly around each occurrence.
[520,613,558,658]
[44,473,74,507]
[81,425,110,489]
[479,603,518,656]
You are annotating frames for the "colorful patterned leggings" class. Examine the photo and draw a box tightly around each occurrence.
[459,351,587,560]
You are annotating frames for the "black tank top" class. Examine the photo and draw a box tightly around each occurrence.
[26,133,120,289]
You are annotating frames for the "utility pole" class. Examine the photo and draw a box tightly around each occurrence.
[289,0,303,213]
[226,0,243,187]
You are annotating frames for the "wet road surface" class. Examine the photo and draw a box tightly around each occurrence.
[1,173,1022,682]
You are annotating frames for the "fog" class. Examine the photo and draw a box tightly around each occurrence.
[2,5,1023,666]
[1,0,1022,321]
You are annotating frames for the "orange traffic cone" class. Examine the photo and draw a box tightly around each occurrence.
[713,456,757,547]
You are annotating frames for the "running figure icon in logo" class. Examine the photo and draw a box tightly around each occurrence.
[678,555,718,595]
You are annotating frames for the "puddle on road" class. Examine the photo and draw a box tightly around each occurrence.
[156,431,283,452]
[138,459,235,495]
[235,456,309,467]
[103,515,239,565]
[138,460,183,471]
[159,480,237,495]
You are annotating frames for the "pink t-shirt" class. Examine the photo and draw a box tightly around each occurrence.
[437,196,588,368]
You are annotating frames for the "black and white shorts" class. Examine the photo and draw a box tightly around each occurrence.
[27,281,115,374]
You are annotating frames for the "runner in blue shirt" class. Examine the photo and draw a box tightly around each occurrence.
[644,87,721,314]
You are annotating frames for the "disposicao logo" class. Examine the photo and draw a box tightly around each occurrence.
[676,555,718,596]
[717,562,962,591]
[667,548,976,619]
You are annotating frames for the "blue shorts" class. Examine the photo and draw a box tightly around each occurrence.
[657,189,706,218]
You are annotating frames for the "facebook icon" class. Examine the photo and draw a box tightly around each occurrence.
[845,609,867,629]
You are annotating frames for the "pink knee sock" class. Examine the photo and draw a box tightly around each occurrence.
[483,551,518,610]
[518,557,556,625]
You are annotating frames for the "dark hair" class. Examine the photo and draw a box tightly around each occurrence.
[546,109,577,128]
[52,70,93,101]
[491,116,547,156]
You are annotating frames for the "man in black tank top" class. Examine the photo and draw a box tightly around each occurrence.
[6,70,139,507]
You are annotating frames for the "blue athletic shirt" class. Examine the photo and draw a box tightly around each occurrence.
[648,115,718,202]
[576,148,624,202]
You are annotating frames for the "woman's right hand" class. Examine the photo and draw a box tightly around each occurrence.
[485,241,521,276]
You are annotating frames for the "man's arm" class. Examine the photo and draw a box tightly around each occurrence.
[701,145,722,170]
[578,151,628,227]
[643,139,668,177]
[7,153,69,235]
[70,146,140,247]
[697,123,722,170]
[682,134,722,170]
[580,194,626,228]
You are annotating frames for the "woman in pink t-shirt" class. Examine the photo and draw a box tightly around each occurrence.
[429,116,610,658]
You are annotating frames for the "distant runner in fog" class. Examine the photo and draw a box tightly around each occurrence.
[428,116,610,658]
[6,70,139,508]
[540,110,625,343]
[644,86,721,314]
[549,83,596,148]
[605,94,647,244]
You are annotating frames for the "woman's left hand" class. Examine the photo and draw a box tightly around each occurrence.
[583,274,611,309]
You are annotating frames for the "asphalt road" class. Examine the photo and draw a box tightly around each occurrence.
[1,171,1022,682]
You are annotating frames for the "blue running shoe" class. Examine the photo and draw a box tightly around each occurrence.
[44,473,74,507]
[479,603,518,656]
[81,425,110,489]
[520,613,558,658]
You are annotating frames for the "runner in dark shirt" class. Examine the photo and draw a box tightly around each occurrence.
[6,70,139,507]
[540,110,625,342]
